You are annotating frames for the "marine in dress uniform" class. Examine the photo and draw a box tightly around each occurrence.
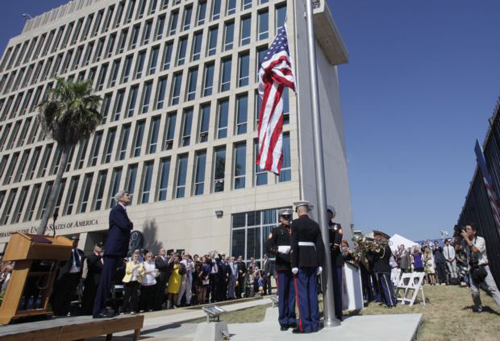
[267,208,297,331]
[371,232,397,308]
[327,206,345,321]
[290,201,325,334]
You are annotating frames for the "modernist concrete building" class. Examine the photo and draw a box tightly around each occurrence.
[0,0,351,263]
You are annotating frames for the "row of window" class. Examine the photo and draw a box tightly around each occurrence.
[0,3,286,124]
[0,0,281,87]
[0,88,290,187]
[0,133,291,226]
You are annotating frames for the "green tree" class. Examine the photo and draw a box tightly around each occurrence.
[37,78,102,235]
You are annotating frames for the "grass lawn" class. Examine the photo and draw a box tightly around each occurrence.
[196,284,500,341]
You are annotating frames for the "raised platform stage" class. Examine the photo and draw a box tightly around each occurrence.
[0,314,144,341]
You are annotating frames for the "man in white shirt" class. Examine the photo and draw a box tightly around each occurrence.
[443,239,458,281]
[461,224,500,312]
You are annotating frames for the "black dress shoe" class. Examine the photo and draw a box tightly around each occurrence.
[92,314,107,319]
[280,325,289,331]
[289,322,297,329]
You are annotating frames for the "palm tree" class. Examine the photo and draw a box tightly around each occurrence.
[37,78,102,235]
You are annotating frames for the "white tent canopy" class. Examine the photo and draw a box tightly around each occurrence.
[390,234,418,252]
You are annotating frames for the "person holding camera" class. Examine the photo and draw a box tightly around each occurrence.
[461,224,500,312]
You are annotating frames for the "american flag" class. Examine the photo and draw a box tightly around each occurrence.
[475,139,500,232]
[257,24,296,175]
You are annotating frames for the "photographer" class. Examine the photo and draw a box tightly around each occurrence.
[461,224,500,312]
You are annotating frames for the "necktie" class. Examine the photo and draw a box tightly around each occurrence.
[73,249,81,268]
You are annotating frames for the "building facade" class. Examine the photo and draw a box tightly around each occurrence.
[0,0,352,264]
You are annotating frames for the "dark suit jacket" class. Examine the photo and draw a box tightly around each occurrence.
[104,204,133,258]
[84,253,103,286]
[291,215,325,268]
[155,256,173,282]
[57,248,85,280]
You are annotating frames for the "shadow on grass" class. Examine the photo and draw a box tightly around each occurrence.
[462,305,500,316]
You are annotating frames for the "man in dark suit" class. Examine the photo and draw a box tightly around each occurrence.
[52,235,85,316]
[93,190,133,318]
[82,243,103,315]
[262,253,272,295]
[235,256,247,298]
[155,248,173,310]
[327,205,345,321]
[290,201,325,334]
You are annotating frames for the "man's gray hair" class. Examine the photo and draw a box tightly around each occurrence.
[114,190,129,203]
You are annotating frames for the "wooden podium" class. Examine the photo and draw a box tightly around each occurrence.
[0,233,73,324]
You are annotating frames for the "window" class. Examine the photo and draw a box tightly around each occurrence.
[175,154,188,198]
[258,11,269,40]
[93,170,107,211]
[54,181,68,215]
[155,15,166,40]
[140,161,154,204]
[163,112,176,150]
[97,64,108,91]
[191,31,203,61]
[213,146,226,192]
[242,0,252,10]
[132,121,145,157]
[117,29,128,53]
[78,173,93,213]
[12,187,28,224]
[64,177,79,216]
[24,184,40,222]
[37,182,53,220]
[203,63,214,96]
[207,26,218,56]
[114,2,125,27]
[276,5,287,29]
[177,37,188,66]
[194,150,207,195]
[102,6,114,33]
[126,0,136,23]
[89,131,103,167]
[186,68,198,101]
[220,58,232,92]
[109,60,120,87]
[81,15,94,40]
[212,0,221,21]
[227,0,236,15]
[130,25,140,49]
[224,22,234,51]
[156,76,168,109]
[75,140,88,170]
[157,157,171,201]
[93,38,105,62]
[182,6,192,31]
[254,140,268,185]
[141,81,153,113]
[1,189,17,225]
[279,133,291,182]
[3,153,19,185]
[283,87,290,124]
[234,143,246,189]
[236,94,248,134]
[181,108,193,147]
[254,90,262,129]
[197,2,207,25]
[171,72,182,105]
[217,99,229,139]
[103,128,117,164]
[142,20,152,45]
[26,147,41,180]
[198,104,210,143]
[135,50,146,79]
[126,164,138,197]
[148,116,161,153]
[117,124,131,160]
[240,16,251,46]
[161,0,169,10]
[114,89,125,120]
[137,0,147,19]
[238,53,250,87]
[108,167,123,208]
[122,55,133,83]
[169,11,179,35]
[162,41,173,70]
[148,46,159,74]
[256,46,268,81]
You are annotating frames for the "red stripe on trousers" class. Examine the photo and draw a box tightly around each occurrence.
[293,276,303,332]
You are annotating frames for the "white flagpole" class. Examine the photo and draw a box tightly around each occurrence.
[304,0,340,328]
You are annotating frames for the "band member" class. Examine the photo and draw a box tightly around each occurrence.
[371,231,397,308]
[267,208,297,331]
[327,205,344,321]
[290,201,325,334]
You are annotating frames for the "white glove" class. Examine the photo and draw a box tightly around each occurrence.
[316,266,323,276]
[292,267,299,275]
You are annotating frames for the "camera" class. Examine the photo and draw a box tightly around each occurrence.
[469,252,479,268]
[454,224,466,237]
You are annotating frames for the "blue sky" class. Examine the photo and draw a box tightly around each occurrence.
[1,1,500,241]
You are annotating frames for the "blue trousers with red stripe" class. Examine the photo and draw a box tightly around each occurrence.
[294,267,320,333]
[377,272,397,307]
[332,266,343,319]
[276,271,296,327]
